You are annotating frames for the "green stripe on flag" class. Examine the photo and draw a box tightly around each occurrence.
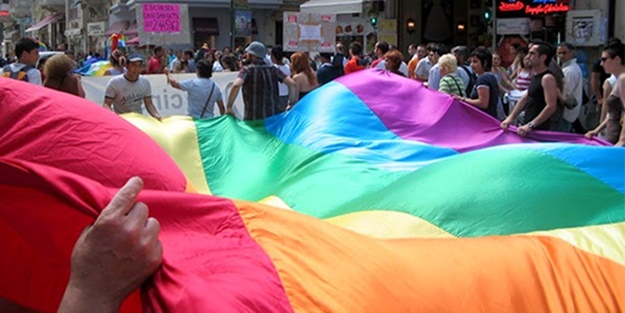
[196,117,624,237]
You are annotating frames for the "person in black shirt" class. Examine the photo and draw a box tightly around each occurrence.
[501,42,559,135]
[454,48,500,119]
[317,53,344,86]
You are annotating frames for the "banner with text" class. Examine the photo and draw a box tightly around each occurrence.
[82,72,245,119]
[143,3,181,33]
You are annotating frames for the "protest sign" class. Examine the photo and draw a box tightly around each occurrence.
[143,4,181,33]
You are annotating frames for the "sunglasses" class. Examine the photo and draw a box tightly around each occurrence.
[601,57,611,62]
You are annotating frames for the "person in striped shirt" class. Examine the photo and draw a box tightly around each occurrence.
[437,54,466,97]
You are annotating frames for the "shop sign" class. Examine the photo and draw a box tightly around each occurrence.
[65,29,82,37]
[88,22,106,36]
[496,18,531,35]
[497,0,570,18]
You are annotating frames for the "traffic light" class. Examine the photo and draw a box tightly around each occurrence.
[370,16,379,28]
[483,7,492,23]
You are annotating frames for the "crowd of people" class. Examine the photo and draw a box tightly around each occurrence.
[2,36,624,145]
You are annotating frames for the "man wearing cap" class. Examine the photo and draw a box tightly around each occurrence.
[103,54,162,120]
[226,41,297,120]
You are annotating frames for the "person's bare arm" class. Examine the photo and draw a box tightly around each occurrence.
[166,72,182,90]
[226,78,244,115]
[75,75,86,98]
[462,87,490,110]
[216,99,225,115]
[58,177,162,313]
[144,97,161,120]
[517,74,558,136]
[615,76,625,146]
[103,97,114,111]
[599,79,613,123]
[283,76,298,107]
[590,71,603,105]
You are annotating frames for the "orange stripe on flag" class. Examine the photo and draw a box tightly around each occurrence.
[235,200,625,312]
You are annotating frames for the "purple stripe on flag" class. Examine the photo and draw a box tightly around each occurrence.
[336,69,608,153]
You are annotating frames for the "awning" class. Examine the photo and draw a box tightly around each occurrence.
[25,13,65,33]
[193,18,219,36]
[300,0,365,15]
[105,21,125,36]
[127,37,139,45]
[106,20,137,37]
[126,21,138,37]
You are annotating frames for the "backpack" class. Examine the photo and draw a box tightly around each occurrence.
[2,64,32,82]
[459,65,477,96]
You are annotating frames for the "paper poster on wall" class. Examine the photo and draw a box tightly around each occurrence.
[234,10,252,37]
[299,25,322,41]
[143,3,181,33]
[283,12,336,52]
[566,10,606,47]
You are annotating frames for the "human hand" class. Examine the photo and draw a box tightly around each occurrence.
[225,108,235,116]
[58,177,162,312]
[585,130,598,139]
[517,124,531,136]
[615,141,624,147]
[500,118,513,131]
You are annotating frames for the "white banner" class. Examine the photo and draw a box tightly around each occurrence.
[82,72,245,119]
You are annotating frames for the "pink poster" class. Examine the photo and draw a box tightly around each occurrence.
[143,4,180,33]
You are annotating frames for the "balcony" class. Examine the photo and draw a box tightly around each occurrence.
[38,0,65,12]
[9,0,32,18]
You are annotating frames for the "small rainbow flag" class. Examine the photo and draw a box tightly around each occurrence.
[75,58,112,76]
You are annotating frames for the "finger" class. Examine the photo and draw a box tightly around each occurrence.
[143,217,161,238]
[142,218,161,257]
[101,177,144,218]
[146,240,164,273]
[126,202,149,228]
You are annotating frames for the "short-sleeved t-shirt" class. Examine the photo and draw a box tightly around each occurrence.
[469,73,500,118]
[179,77,223,119]
[344,57,365,74]
[104,75,152,114]
[414,57,434,80]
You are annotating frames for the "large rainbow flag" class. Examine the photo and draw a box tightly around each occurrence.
[0,70,623,312]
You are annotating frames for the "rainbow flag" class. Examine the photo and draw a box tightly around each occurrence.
[0,71,623,312]
[75,58,112,76]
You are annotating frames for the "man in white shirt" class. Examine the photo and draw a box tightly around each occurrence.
[104,54,161,120]
[557,42,583,132]
[0,37,42,85]
[414,43,437,82]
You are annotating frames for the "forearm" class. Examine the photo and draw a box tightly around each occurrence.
[529,104,556,128]
[58,283,119,313]
[167,76,181,89]
[227,85,241,110]
[145,102,161,119]
[592,118,609,133]
[147,108,161,119]
[465,96,488,109]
